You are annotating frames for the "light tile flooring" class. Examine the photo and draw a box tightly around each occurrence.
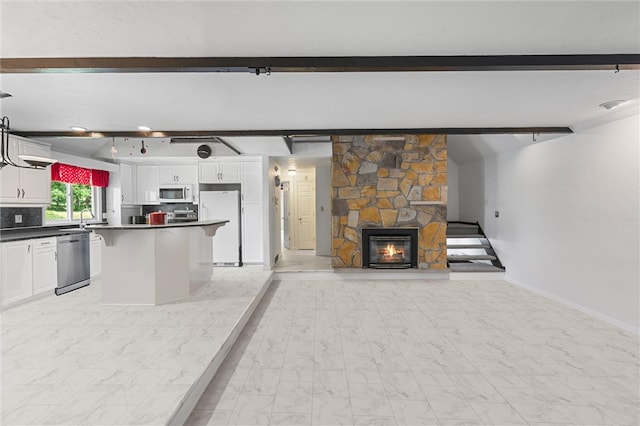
[1,266,272,425]
[187,279,639,426]
[274,248,332,272]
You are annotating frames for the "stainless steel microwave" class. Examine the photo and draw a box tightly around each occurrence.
[158,185,192,203]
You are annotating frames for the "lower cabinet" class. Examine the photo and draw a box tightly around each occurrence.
[1,237,59,306]
[242,204,263,263]
[90,233,102,277]
[33,238,58,294]
[1,240,33,305]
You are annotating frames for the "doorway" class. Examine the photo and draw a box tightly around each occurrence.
[281,169,316,250]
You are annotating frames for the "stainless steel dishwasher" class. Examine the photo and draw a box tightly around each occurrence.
[55,233,91,295]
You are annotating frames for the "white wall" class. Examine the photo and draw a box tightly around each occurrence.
[446,158,459,221]
[458,159,486,225]
[265,157,280,269]
[315,167,331,256]
[479,115,639,331]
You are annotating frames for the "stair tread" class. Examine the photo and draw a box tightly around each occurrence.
[447,244,491,249]
[446,234,486,238]
[449,263,505,272]
[448,254,497,260]
[447,223,479,228]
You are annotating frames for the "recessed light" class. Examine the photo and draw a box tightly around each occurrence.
[138,126,151,131]
[599,100,627,110]
[70,126,88,132]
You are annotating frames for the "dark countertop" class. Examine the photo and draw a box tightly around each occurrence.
[0,226,92,243]
[86,220,228,230]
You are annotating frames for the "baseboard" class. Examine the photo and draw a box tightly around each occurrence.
[505,275,639,335]
[274,270,449,281]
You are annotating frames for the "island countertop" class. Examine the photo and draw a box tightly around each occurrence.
[87,219,228,305]
[85,219,228,230]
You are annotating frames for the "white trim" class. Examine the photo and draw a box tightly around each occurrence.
[505,275,639,336]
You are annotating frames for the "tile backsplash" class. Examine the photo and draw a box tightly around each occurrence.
[0,207,43,229]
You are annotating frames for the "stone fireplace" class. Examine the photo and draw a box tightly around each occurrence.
[331,134,447,269]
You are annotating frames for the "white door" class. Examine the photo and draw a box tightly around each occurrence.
[296,179,315,250]
[241,162,262,203]
[136,166,159,203]
[199,162,220,183]
[220,162,241,183]
[242,204,263,263]
[200,191,241,265]
[1,240,33,305]
[33,240,58,294]
[281,182,291,249]
[158,165,176,184]
[19,142,52,203]
[175,165,196,184]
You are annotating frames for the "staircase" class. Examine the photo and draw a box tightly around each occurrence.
[447,221,505,273]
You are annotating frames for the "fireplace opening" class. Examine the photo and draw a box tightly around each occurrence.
[362,228,418,269]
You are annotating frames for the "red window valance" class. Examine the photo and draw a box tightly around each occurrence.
[51,163,110,187]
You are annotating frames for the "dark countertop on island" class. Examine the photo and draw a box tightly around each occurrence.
[85,220,228,230]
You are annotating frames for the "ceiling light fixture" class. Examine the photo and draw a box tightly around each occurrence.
[288,169,297,176]
[71,126,88,132]
[599,100,627,110]
[138,126,151,131]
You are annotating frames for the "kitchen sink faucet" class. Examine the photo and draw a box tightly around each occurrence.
[80,208,94,228]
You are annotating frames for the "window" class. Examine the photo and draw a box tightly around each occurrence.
[46,182,101,223]
[47,163,109,224]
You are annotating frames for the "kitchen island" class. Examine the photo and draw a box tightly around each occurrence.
[87,220,227,305]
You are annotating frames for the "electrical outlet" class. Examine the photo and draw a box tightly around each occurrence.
[15,214,22,224]
[494,211,500,218]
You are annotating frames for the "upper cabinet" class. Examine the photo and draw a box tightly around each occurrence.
[0,136,52,206]
[199,161,241,183]
[120,162,135,205]
[159,164,196,185]
[241,161,262,204]
[137,165,159,204]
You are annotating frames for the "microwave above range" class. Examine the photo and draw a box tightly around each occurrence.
[158,185,192,203]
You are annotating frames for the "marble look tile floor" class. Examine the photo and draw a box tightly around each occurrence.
[1,266,272,425]
[186,279,639,426]
[274,248,332,272]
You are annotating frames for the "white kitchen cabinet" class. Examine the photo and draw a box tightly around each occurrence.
[33,238,57,294]
[241,161,263,204]
[242,203,263,263]
[137,165,159,204]
[1,240,33,306]
[199,161,241,183]
[120,162,135,205]
[0,136,52,205]
[159,164,196,185]
[90,233,102,277]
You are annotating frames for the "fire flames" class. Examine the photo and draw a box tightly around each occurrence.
[381,243,405,261]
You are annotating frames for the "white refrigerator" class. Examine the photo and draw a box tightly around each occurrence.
[199,190,242,266]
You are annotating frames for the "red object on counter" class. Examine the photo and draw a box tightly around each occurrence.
[148,212,167,225]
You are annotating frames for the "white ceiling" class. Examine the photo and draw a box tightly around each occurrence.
[1,1,639,162]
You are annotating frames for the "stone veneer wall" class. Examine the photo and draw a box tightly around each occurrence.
[331,135,447,269]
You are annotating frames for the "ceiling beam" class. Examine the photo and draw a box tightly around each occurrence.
[1,55,638,74]
[13,127,573,139]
